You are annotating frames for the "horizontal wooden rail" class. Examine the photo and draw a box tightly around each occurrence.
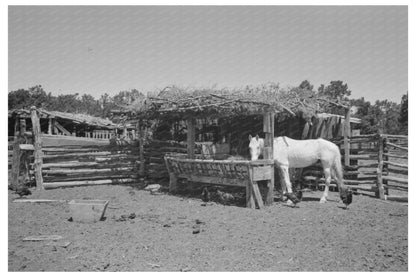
[382,175,408,184]
[43,178,138,189]
[383,160,408,169]
[386,142,408,151]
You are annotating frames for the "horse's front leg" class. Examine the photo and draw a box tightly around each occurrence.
[320,166,331,203]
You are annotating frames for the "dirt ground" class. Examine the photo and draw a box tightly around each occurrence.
[8,184,408,272]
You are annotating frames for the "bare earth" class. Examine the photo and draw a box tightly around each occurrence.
[8,185,408,272]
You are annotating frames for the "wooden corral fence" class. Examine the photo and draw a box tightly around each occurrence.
[41,144,140,189]
[164,153,274,209]
[301,133,408,200]
[9,107,141,190]
[379,134,408,200]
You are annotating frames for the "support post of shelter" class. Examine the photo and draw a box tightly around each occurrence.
[344,107,351,166]
[186,118,196,159]
[30,107,44,190]
[48,118,53,135]
[263,112,275,206]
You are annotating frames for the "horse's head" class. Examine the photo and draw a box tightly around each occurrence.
[248,134,263,161]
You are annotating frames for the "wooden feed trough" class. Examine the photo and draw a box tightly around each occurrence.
[164,154,274,209]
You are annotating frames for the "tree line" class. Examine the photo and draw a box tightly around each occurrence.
[8,82,408,135]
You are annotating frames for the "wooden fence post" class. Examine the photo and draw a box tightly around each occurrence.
[376,134,385,199]
[344,107,351,167]
[19,119,31,182]
[186,118,196,159]
[30,107,44,190]
[11,117,22,188]
[137,121,145,178]
[263,112,275,205]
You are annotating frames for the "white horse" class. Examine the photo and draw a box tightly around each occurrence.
[248,135,344,203]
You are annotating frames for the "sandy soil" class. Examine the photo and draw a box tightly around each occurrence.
[8,185,408,272]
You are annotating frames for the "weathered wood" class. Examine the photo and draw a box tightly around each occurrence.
[138,122,145,177]
[186,118,196,159]
[43,174,138,182]
[43,178,138,189]
[376,135,385,199]
[252,166,272,181]
[385,195,408,202]
[19,144,35,151]
[383,160,408,169]
[164,156,177,192]
[345,184,377,192]
[263,112,275,205]
[351,134,380,139]
[13,199,67,203]
[386,167,408,175]
[344,179,376,185]
[30,107,44,190]
[383,152,408,159]
[48,118,53,135]
[251,182,264,209]
[11,137,22,188]
[343,107,351,166]
[382,134,408,139]
[386,142,408,151]
[246,166,255,208]
[42,161,136,168]
[383,184,408,191]
[43,151,137,159]
[54,120,71,136]
[43,167,136,175]
[382,175,408,184]
[177,174,248,187]
[23,235,62,241]
[42,147,105,152]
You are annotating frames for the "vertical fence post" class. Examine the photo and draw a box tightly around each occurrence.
[343,107,351,167]
[30,107,44,190]
[263,112,275,205]
[376,134,385,199]
[11,116,22,188]
[137,121,145,178]
[19,119,31,182]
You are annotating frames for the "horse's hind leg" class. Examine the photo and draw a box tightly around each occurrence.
[280,165,293,194]
[320,165,331,203]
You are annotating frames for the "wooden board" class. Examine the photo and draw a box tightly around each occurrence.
[13,199,67,203]
[23,235,62,241]
[251,166,272,181]
[178,174,248,187]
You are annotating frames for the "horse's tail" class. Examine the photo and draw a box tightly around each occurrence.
[332,148,344,188]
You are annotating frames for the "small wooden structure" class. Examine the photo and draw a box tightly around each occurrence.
[124,84,343,208]
[8,108,124,141]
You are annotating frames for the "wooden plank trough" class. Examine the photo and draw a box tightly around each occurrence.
[164,153,274,209]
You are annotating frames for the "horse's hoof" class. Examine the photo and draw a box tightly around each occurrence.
[319,198,327,204]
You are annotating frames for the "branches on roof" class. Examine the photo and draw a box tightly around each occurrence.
[124,83,338,120]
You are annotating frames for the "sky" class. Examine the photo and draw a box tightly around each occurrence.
[8,5,408,103]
